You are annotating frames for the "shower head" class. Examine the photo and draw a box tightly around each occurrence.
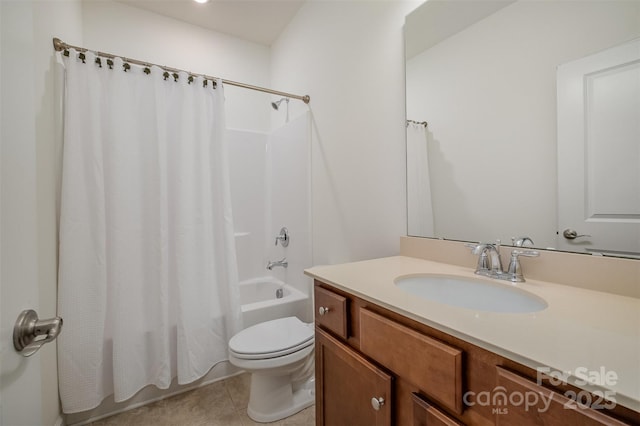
[271,97,289,110]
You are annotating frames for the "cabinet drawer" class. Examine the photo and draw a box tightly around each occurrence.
[314,285,348,339]
[360,309,463,414]
[495,367,629,425]
[412,393,464,426]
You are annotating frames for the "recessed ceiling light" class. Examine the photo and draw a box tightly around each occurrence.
[193,0,209,3]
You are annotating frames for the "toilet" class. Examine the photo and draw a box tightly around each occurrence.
[228,316,315,423]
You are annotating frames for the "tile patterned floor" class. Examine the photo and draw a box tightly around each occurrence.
[89,374,315,426]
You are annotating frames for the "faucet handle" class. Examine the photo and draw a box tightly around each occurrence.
[465,242,478,251]
[506,250,539,282]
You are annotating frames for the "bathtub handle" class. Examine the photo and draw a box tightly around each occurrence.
[318,306,331,316]
[275,227,289,247]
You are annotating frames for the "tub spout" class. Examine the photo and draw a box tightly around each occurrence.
[267,258,288,270]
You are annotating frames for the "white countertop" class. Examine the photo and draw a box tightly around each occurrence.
[305,256,640,412]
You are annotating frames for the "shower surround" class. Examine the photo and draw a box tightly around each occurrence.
[228,112,313,323]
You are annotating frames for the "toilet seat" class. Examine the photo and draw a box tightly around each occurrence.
[229,316,313,360]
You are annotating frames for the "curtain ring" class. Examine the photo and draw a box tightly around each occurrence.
[188,75,194,85]
[163,71,169,81]
[95,58,102,68]
[123,63,131,72]
[78,52,86,64]
[143,67,151,75]
[107,59,114,70]
[172,73,179,82]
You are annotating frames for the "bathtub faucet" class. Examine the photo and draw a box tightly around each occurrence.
[267,258,288,270]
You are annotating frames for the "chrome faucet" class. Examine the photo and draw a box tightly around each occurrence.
[266,258,288,270]
[467,242,504,277]
[467,242,539,282]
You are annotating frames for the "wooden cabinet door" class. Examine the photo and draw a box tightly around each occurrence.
[496,367,629,426]
[316,327,392,426]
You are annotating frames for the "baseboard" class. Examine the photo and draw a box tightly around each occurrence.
[53,414,65,426]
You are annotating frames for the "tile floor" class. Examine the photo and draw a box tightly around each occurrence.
[89,373,315,426]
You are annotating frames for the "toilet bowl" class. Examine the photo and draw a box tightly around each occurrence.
[228,316,315,423]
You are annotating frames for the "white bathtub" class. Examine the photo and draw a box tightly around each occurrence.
[239,276,309,328]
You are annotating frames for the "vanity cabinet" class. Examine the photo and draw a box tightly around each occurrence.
[314,282,468,426]
[313,280,638,426]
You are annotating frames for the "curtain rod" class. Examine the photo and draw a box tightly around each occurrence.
[52,38,310,104]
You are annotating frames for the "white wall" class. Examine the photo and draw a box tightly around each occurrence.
[81,0,272,133]
[406,1,640,248]
[1,1,83,425]
[270,0,419,265]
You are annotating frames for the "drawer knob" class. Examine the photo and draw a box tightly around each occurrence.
[318,306,330,316]
[371,397,385,411]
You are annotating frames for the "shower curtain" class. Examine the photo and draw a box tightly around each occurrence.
[57,49,242,413]
[406,123,435,236]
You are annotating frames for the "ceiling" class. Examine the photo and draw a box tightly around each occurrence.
[405,0,513,59]
[115,0,306,46]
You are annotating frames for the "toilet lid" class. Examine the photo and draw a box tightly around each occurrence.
[229,317,314,359]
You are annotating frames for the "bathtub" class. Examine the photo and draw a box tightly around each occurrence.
[239,276,309,328]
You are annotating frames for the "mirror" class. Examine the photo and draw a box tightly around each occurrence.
[405,0,640,257]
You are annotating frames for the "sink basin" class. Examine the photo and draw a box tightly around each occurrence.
[395,274,547,313]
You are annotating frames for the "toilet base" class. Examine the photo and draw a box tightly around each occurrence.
[246,375,315,423]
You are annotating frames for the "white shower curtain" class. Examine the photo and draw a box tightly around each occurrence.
[407,123,435,236]
[57,49,242,413]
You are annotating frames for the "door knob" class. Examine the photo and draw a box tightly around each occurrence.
[562,229,592,240]
[13,309,63,357]
[371,397,385,411]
